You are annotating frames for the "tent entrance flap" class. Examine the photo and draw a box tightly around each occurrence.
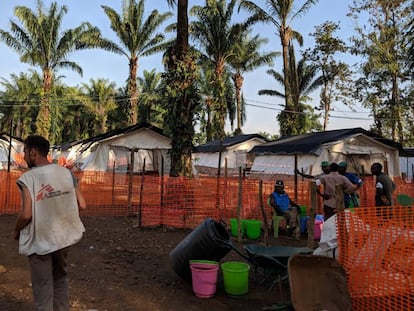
[110,145,166,174]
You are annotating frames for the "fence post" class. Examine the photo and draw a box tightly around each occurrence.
[307,181,317,248]
[237,167,243,243]
[336,184,347,264]
[127,149,135,216]
[138,157,145,227]
[259,180,269,246]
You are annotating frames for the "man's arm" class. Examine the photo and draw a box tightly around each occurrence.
[76,184,86,210]
[13,185,32,240]
[295,168,315,179]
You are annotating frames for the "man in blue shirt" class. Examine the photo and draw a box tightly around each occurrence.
[269,180,301,234]
[338,161,363,208]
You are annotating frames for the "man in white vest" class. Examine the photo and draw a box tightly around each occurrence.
[13,135,86,311]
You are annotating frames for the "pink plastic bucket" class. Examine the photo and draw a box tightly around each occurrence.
[189,260,218,270]
[190,265,219,298]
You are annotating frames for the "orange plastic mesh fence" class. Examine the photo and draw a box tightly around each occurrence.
[337,206,414,311]
[2,170,414,310]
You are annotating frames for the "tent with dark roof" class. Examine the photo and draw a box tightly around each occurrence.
[192,134,268,176]
[249,128,401,178]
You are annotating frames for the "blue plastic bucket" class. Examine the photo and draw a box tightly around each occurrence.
[300,216,310,233]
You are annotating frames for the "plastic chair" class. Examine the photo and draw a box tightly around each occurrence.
[268,197,300,239]
[273,215,286,238]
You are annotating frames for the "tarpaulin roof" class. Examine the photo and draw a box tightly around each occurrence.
[250,128,401,155]
[194,134,268,153]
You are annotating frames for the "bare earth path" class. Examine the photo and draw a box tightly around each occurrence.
[0,215,307,311]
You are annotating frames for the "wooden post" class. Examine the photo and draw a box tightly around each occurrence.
[258,180,269,246]
[294,154,298,201]
[237,167,243,243]
[160,156,164,230]
[307,181,317,248]
[336,184,347,264]
[127,149,135,216]
[112,160,116,205]
[138,157,146,227]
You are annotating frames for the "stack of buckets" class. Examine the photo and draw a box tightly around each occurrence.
[190,260,251,298]
[229,218,262,240]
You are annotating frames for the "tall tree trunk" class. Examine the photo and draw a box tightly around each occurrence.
[281,31,294,135]
[128,56,139,125]
[36,69,53,140]
[391,73,403,142]
[168,0,194,177]
[234,71,244,134]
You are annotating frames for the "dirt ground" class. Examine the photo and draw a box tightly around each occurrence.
[0,215,309,311]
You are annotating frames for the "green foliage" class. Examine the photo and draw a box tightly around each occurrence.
[304,21,353,130]
[349,0,412,143]
[101,0,173,125]
[163,46,201,177]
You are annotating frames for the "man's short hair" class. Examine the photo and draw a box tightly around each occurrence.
[329,162,339,172]
[371,162,383,171]
[24,135,50,157]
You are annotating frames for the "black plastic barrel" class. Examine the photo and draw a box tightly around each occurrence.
[169,218,232,281]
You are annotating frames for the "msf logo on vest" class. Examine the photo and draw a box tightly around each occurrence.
[36,184,55,202]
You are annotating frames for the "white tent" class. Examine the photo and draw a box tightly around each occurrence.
[0,134,25,170]
[250,129,401,178]
[192,134,267,175]
[64,124,171,174]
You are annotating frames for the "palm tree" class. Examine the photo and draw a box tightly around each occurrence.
[137,69,165,126]
[0,1,117,140]
[258,44,323,134]
[79,78,117,135]
[101,0,172,125]
[239,0,318,135]
[228,30,279,134]
[190,0,246,139]
[0,71,42,138]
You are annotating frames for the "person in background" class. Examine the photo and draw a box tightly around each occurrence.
[315,163,355,221]
[13,135,86,311]
[338,161,364,208]
[269,180,301,236]
[296,161,331,179]
[371,162,396,218]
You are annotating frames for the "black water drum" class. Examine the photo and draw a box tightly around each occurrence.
[169,218,232,281]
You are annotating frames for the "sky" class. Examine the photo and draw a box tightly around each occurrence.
[0,0,373,136]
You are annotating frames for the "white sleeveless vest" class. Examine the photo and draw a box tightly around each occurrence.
[17,164,85,256]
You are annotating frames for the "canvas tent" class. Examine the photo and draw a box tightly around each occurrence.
[249,128,401,179]
[0,134,25,170]
[62,123,171,174]
[192,134,267,176]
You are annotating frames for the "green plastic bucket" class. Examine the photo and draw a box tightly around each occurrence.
[244,220,262,239]
[230,218,245,237]
[300,206,307,216]
[221,261,250,296]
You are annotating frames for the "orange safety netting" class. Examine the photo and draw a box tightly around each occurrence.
[1,170,414,309]
[337,206,414,310]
